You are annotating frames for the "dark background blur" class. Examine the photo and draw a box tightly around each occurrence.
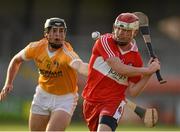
[0,0,180,129]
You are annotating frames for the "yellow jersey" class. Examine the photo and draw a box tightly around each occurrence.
[22,38,79,95]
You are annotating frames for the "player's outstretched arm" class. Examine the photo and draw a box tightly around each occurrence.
[70,59,89,76]
[126,99,158,127]
[0,51,24,101]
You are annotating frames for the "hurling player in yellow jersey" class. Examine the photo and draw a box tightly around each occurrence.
[0,18,88,131]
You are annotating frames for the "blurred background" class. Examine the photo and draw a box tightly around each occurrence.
[0,0,180,130]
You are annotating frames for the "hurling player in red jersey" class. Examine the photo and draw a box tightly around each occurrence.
[82,12,160,131]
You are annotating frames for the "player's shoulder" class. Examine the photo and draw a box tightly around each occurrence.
[100,33,113,44]
[130,40,142,60]
[131,39,139,53]
[63,41,79,60]
[95,33,113,45]
[64,41,73,51]
[96,33,115,49]
[100,33,113,40]
[28,38,47,48]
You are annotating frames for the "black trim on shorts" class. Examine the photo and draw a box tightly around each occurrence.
[99,115,117,131]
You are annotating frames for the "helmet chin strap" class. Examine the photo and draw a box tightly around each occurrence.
[114,37,129,46]
[49,42,63,49]
[116,41,129,46]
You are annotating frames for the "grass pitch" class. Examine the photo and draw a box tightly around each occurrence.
[0,122,179,131]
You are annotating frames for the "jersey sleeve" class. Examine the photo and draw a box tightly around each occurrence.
[128,52,143,83]
[95,35,118,60]
[21,42,38,60]
[68,51,82,65]
[63,42,81,65]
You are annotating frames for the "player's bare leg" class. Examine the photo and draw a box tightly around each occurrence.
[29,112,49,131]
[97,124,112,132]
[46,110,72,131]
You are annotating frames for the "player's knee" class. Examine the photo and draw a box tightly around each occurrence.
[99,115,117,131]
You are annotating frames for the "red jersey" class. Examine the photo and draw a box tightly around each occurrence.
[82,33,143,102]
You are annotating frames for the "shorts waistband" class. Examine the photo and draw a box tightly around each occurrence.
[36,85,78,98]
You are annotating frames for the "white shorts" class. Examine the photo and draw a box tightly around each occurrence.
[30,85,79,116]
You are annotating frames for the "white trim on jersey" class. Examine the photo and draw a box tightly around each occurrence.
[93,57,128,86]
[63,46,78,59]
[93,56,111,75]
[63,46,80,66]
[101,36,115,58]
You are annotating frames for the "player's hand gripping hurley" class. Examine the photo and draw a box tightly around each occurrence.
[133,12,166,84]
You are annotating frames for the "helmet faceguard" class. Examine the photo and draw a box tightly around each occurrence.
[114,13,139,30]
[44,18,67,49]
[44,17,67,33]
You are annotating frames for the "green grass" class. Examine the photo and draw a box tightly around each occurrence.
[0,122,179,131]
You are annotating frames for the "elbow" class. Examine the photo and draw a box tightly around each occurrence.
[129,90,139,98]
[11,56,23,66]
[129,93,138,98]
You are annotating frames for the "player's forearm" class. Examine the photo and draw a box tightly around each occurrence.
[128,75,152,97]
[126,99,146,119]
[70,60,89,76]
[5,56,23,86]
[78,62,88,76]
[117,64,149,77]
[106,57,150,77]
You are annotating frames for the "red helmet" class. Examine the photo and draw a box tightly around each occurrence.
[114,13,139,30]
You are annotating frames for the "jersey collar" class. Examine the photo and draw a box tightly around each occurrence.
[119,39,138,55]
